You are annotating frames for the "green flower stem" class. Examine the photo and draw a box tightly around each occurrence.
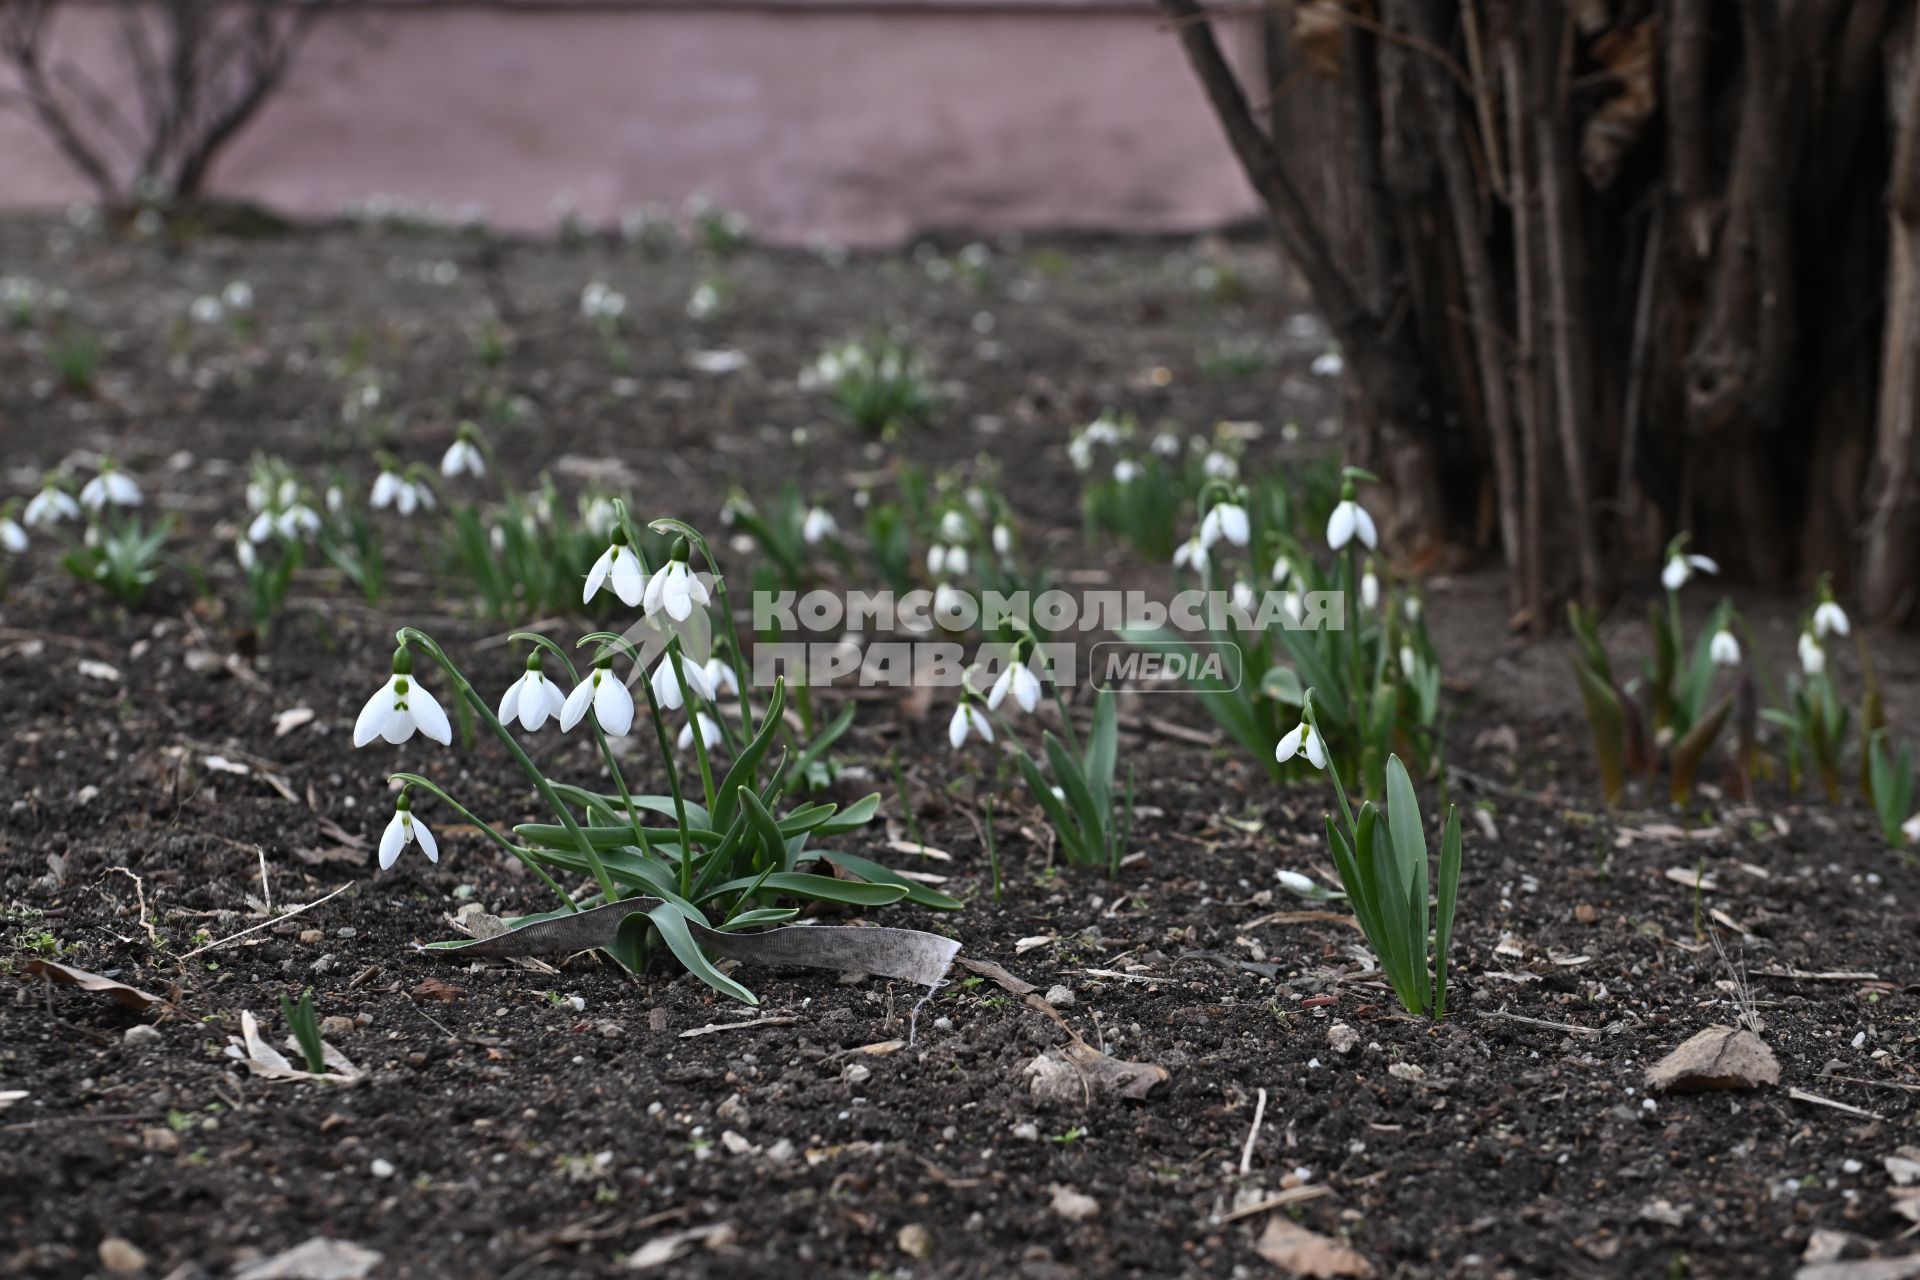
[397,627,620,906]
[587,630,699,901]
[389,771,577,911]
[651,517,756,739]
[1303,692,1359,840]
[667,635,718,816]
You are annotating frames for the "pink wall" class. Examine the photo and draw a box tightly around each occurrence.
[0,4,1264,246]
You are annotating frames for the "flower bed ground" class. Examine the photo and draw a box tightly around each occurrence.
[3,216,1920,1279]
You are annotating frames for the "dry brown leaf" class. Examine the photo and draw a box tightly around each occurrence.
[232,1237,383,1280]
[1256,1216,1374,1278]
[1646,1025,1779,1092]
[22,959,166,1010]
[1581,19,1659,190]
[1026,1040,1168,1105]
[409,977,466,1003]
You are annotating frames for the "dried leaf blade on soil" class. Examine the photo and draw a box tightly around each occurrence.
[1646,1025,1780,1092]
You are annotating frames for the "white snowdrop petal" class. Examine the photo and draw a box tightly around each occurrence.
[414,820,440,863]
[353,678,397,748]
[379,812,408,870]
[560,678,595,731]
[596,678,635,736]
[410,684,453,746]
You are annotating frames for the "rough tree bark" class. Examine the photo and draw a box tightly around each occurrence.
[1159,0,1918,624]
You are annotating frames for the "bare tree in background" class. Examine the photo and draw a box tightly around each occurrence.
[1162,0,1920,627]
[0,0,328,206]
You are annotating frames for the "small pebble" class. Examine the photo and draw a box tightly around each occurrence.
[1045,985,1075,1007]
[842,1062,872,1087]
[122,1024,162,1048]
[370,1158,396,1179]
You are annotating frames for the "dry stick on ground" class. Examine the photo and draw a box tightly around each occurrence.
[178,881,351,959]
[1496,6,1547,634]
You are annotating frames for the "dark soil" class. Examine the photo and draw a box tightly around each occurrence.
[4,215,1920,1280]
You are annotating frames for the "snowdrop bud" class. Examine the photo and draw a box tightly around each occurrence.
[992,523,1012,556]
[1709,628,1741,667]
[1360,562,1380,611]
[1278,870,1317,894]
[1904,813,1920,845]
[1399,645,1417,679]
[1798,631,1826,676]
[1275,721,1326,770]
[235,538,255,571]
[1403,596,1422,623]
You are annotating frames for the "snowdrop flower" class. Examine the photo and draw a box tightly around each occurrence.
[927,544,969,577]
[1270,555,1292,585]
[1200,500,1250,549]
[1278,870,1318,895]
[678,712,722,752]
[1231,579,1255,613]
[80,460,142,511]
[992,523,1013,557]
[948,697,994,749]
[643,539,710,622]
[987,659,1042,714]
[352,647,453,747]
[651,653,715,711]
[1067,434,1094,472]
[1326,479,1376,552]
[939,510,970,542]
[1399,645,1417,680]
[1813,592,1850,639]
[1403,595,1423,623]
[1172,534,1209,575]
[1203,450,1238,480]
[1798,630,1826,677]
[687,282,720,320]
[1904,813,1920,845]
[498,653,566,732]
[1,509,25,554]
[1113,459,1141,484]
[1152,431,1183,457]
[560,658,636,736]
[1083,414,1123,447]
[1661,545,1718,591]
[802,506,838,545]
[235,538,255,571]
[221,280,253,312]
[190,295,224,325]
[1275,720,1326,769]
[1311,349,1345,377]
[24,478,78,527]
[1360,560,1380,611]
[704,655,740,699]
[584,526,645,607]
[369,463,417,515]
[440,425,486,479]
[325,485,345,516]
[580,281,626,323]
[378,790,438,870]
[1709,628,1741,667]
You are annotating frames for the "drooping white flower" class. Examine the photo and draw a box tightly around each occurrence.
[948,699,994,749]
[189,295,224,326]
[1203,451,1238,480]
[498,654,566,732]
[369,466,407,512]
[79,462,142,511]
[1326,485,1376,552]
[559,661,635,736]
[802,506,838,545]
[643,542,711,622]
[1067,435,1094,471]
[1814,599,1850,639]
[1,516,25,554]
[1172,534,1209,575]
[987,661,1042,714]
[1270,556,1292,585]
[1311,350,1345,377]
[1709,628,1741,667]
[1399,645,1417,679]
[1403,596,1423,623]
[1360,562,1380,611]
[440,430,485,479]
[1199,501,1250,549]
[24,480,78,527]
[1083,414,1123,447]
[1662,550,1718,591]
[1152,431,1183,457]
[677,712,723,752]
[939,510,970,543]
[378,791,439,870]
[584,528,645,607]
[1113,459,1141,485]
[352,649,453,747]
[704,656,740,699]
[1904,812,1920,845]
[222,280,254,312]
[992,523,1013,556]
[651,653,715,711]
[1275,720,1326,769]
[1798,630,1826,677]
[1231,579,1255,613]
[325,485,345,516]
[235,538,255,571]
